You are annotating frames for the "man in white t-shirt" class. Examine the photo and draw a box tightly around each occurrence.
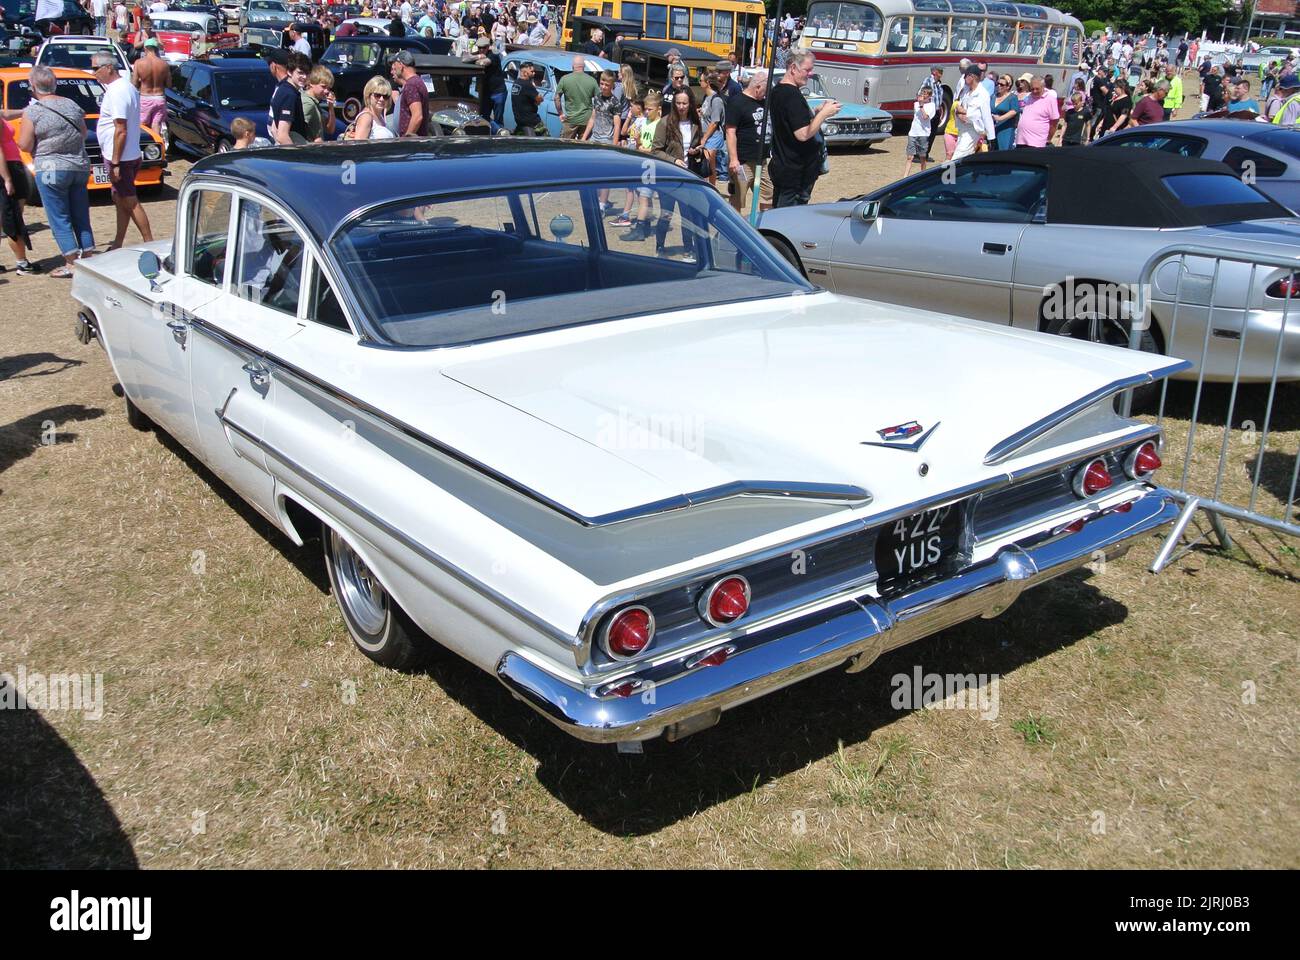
[91,52,153,250]
[91,0,109,36]
[149,0,168,13]
[113,2,129,38]
[953,64,994,159]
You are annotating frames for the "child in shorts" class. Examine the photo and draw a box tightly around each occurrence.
[903,86,935,178]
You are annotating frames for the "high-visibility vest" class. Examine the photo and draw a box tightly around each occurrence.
[1272,94,1300,123]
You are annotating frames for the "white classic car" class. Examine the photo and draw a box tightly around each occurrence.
[72,139,1186,746]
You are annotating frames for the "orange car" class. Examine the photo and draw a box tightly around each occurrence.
[0,67,166,197]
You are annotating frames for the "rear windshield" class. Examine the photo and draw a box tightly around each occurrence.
[1161,173,1274,208]
[331,179,812,347]
[7,76,103,113]
[1244,127,1300,161]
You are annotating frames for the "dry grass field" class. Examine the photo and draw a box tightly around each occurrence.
[1,97,1297,869]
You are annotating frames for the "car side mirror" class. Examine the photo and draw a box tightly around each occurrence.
[853,199,880,223]
[138,250,164,291]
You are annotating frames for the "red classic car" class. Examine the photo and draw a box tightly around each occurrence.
[128,12,239,61]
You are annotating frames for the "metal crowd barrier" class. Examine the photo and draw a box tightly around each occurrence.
[1122,244,1300,573]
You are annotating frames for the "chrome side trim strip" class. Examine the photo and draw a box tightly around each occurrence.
[983,363,1190,465]
[216,410,579,651]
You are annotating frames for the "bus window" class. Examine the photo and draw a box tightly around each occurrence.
[714,10,732,45]
[1065,27,1082,64]
[603,2,613,15]
[645,3,667,37]
[691,8,710,42]
[1043,25,1063,64]
[840,3,880,41]
[886,16,909,51]
[985,19,1014,54]
[951,17,983,53]
[805,2,882,42]
[912,16,948,52]
[621,2,643,26]
[1017,23,1045,56]
[669,6,689,40]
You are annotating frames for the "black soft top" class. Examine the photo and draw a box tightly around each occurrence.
[961,146,1290,227]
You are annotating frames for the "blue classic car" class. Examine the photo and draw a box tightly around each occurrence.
[773,69,895,146]
[164,55,344,156]
[502,48,622,138]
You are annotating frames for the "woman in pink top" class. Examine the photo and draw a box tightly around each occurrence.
[0,115,39,275]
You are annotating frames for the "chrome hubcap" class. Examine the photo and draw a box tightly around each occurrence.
[329,531,388,637]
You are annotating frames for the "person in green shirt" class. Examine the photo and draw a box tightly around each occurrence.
[555,54,599,140]
[301,65,337,143]
[1161,63,1183,121]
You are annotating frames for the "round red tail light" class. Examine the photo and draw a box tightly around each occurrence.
[600,605,654,660]
[1073,458,1113,498]
[698,575,751,627]
[1125,441,1162,479]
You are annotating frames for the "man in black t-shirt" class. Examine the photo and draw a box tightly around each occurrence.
[511,62,545,136]
[724,69,770,214]
[768,51,838,208]
[266,49,310,145]
[468,36,507,128]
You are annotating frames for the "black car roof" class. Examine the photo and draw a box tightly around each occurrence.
[960,146,1290,227]
[190,138,696,243]
[616,38,717,61]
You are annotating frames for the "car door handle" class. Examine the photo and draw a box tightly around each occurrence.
[104,295,122,309]
[242,360,270,388]
[982,242,1011,255]
[166,319,188,348]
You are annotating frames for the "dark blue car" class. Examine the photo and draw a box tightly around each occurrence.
[165,56,343,156]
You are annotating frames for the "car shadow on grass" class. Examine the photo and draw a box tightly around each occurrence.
[0,694,139,868]
[138,412,1132,835]
[413,567,1130,836]
[1154,379,1299,431]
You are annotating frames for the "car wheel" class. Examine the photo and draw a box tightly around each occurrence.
[764,233,806,278]
[215,137,233,153]
[125,393,151,431]
[323,526,428,671]
[341,96,362,122]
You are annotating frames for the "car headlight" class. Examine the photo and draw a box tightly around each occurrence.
[143,143,162,161]
[823,123,838,135]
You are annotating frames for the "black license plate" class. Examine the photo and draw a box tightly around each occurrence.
[875,503,963,593]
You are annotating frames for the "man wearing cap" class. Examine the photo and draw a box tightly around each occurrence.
[953,64,994,158]
[390,49,430,136]
[1268,73,1300,124]
[468,35,507,128]
[133,37,170,135]
[555,54,597,140]
[267,49,310,145]
[715,60,741,100]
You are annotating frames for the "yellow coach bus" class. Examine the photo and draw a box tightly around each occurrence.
[797,0,1084,116]
[563,0,767,62]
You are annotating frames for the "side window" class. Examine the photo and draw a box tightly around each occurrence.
[883,164,1048,223]
[1110,134,1205,158]
[190,69,213,104]
[307,260,350,332]
[886,17,909,52]
[1222,146,1288,179]
[187,189,233,288]
[233,198,306,316]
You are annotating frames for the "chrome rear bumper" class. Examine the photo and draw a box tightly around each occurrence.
[497,489,1179,743]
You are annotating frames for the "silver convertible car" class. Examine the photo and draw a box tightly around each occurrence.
[759,147,1300,383]
[72,140,1185,746]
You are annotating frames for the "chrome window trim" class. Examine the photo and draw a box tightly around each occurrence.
[183,174,367,340]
